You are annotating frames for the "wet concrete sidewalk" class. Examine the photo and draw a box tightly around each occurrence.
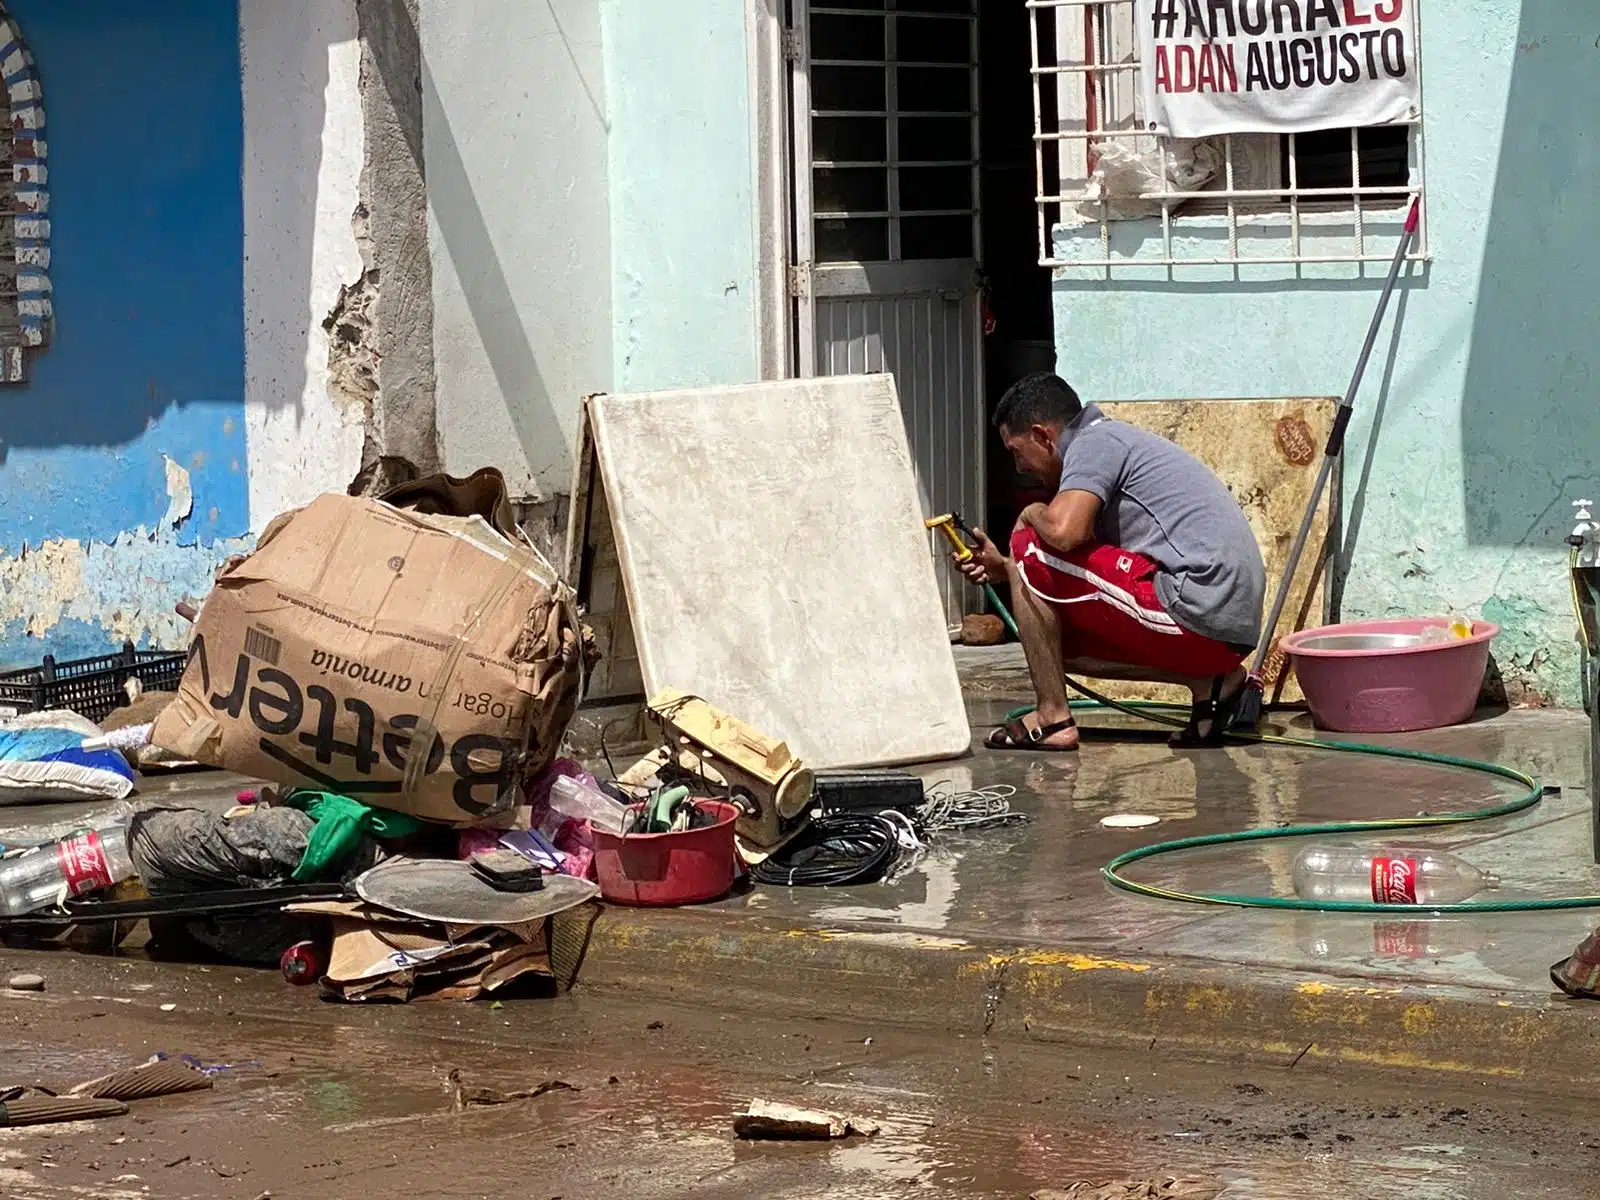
[578,647,1600,1092]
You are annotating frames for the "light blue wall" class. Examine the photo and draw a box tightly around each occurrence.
[0,0,248,665]
[599,0,759,393]
[1052,0,1595,704]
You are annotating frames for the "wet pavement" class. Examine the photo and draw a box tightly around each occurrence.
[0,953,1589,1199]
[561,648,1600,1089]
[10,647,1590,1007]
[669,647,1600,1002]
[2,643,1600,1195]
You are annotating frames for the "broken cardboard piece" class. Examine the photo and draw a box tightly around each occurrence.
[311,882,567,1004]
[151,476,585,827]
[320,916,553,1004]
[733,1098,880,1141]
[0,1095,129,1126]
[69,1057,213,1102]
[324,920,492,986]
[569,377,967,769]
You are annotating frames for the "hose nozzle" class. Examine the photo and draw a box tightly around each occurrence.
[924,513,973,563]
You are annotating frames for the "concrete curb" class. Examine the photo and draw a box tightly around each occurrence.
[580,908,1600,1091]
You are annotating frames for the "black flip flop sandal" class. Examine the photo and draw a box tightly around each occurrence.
[1169,677,1244,749]
[985,716,1078,752]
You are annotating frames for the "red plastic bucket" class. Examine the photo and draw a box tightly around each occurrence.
[592,800,741,906]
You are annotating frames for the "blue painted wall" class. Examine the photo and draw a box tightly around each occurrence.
[0,0,246,663]
[1051,0,1595,703]
[599,0,759,393]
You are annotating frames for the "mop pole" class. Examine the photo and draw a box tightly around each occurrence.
[1232,197,1421,730]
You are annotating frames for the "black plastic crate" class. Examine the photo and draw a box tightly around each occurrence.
[0,641,187,724]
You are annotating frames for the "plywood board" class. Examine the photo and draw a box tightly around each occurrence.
[582,376,969,768]
[1086,398,1341,706]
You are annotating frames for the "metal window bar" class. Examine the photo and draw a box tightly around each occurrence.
[807,3,979,265]
[885,9,901,261]
[811,5,971,14]
[1026,0,1427,270]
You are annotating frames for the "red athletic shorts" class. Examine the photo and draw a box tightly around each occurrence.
[1010,529,1246,678]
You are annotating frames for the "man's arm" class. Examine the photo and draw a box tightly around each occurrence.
[1018,489,1101,555]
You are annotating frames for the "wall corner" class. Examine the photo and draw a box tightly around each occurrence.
[351,0,438,490]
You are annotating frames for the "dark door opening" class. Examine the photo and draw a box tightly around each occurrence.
[978,0,1057,543]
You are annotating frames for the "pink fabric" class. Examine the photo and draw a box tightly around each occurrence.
[523,758,600,880]
[456,759,603,878]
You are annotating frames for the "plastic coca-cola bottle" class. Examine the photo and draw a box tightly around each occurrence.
[0,820,136,915]
[1292,844,1500,905]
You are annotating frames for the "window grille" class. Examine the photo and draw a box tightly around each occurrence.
[800,1,980,267]
[1027,0,1426,269]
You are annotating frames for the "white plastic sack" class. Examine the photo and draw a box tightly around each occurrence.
[0,711,136,804]
[1083,138,1222,221]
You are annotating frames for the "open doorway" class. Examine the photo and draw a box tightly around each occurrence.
[978,0,1057,542]
[784,0,1055,617]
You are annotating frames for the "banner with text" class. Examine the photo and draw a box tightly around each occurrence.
[1137,0,1421,138]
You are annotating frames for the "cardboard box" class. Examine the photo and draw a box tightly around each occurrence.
[151,492,583,826]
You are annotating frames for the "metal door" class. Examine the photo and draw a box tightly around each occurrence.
[788,0,985,627]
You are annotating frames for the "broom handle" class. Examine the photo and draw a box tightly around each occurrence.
[1247,197,1421,681]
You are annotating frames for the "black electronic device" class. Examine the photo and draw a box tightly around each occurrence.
[811,770,924,814]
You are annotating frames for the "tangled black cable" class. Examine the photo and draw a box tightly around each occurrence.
[749,812,901,887]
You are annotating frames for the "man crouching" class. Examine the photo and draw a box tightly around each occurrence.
[959,374,1266,751]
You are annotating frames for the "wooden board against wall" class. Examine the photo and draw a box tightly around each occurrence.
[1083,398,1342,706]
[568,376,970,768]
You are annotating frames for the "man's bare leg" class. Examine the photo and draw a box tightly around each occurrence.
[994,559,1079,750]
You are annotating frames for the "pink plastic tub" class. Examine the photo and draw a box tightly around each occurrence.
[1282,618,1498,734]
[592,800,741,907]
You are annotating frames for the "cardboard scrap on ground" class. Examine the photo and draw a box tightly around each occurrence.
[319,916,554,1004]
[312,915,556,1011]
[287,896,554,1004]
[151,470,585,827]
[733,1099,880,1141]
[285,881,597,1004]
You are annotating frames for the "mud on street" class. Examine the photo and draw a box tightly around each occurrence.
[0,950,1584,1200]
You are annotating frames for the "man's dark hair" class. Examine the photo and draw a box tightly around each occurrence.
[993,373,1082,432]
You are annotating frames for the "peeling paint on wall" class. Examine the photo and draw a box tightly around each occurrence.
[0,529,249,666]
[322,252,380,427]
[161,454,193,529]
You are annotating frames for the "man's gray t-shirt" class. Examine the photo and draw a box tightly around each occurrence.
[1056,403,1265,649]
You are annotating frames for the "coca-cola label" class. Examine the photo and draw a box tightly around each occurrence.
[1370,856,1419,904]
[55,831,113,897]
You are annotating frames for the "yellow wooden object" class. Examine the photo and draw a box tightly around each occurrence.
[644,688,815,847]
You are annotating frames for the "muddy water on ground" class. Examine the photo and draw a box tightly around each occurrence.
[0,964,1579,1200]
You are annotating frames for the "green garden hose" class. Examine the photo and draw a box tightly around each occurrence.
[1006,682,1597,915]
